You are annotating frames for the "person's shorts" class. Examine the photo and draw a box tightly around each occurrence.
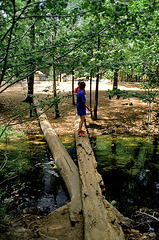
[77,106,86,116]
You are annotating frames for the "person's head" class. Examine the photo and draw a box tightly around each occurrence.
[78,81,80,86]
[79,81,86,90]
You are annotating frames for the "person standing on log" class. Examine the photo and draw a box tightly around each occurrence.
[77,81,91,136]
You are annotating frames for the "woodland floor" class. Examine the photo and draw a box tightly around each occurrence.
[0,80,159,240]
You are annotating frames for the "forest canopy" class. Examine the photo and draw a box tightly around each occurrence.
[0,0,158,93]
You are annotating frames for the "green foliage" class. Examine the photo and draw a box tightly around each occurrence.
[1,0,158,88]
[37,88,72,113]
[0,125,8,142]
[103,70,114,80]
[0,124,25,141]
[0,0,158,126]
[107,83,159,104]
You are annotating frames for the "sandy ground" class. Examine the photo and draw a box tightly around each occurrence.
[34,80,159,136]
[1,80,158,136]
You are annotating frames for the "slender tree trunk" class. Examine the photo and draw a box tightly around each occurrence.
[51,34,59,118]
[127,74,129,82]
[52,65,60,118]
[0,1,16,86]
[94,69,99,120]
[113,69,118,89]
[90,69,93,119]
[23,24,35,118]
[94,37,100,120]
[135,75,137,82]
[27,74,34,117]
[72,69,75,105]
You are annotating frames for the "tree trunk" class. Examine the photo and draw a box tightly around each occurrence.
[94,37,100,120]
[90,70,93,119]
[74,115,127,240]
[51,35,59,118]
[34,99,82,223]
[23,24,35,118]
[94,70,99,120]
[72,69,75,105]
[52,65,60,118]
[113,69,118,89]
[0,4,16,86]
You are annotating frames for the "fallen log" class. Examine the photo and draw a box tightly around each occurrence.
[34,99,82,223]
[75,115,126,240]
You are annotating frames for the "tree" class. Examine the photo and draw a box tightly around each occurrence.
[0,0,158,123]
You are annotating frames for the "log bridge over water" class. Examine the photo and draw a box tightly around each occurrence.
[34,99,131,240]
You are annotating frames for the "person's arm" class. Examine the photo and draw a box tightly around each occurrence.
[80,92,91,111]
[85,103,92,112]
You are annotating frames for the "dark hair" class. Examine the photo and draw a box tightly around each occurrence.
[79,81,85,90]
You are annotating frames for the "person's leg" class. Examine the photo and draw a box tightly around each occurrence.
[78,115,85,135]
[79,115,85,131]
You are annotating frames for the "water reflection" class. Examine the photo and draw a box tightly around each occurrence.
[59,134,159,217]
[90,135,159,217]
[59,135,78,165]
[3,133,158,218]
[0,134,69,216]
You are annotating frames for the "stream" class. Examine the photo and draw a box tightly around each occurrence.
[0,133,69,216]
[60,134,159,216]
[89,134,159,217]
[0,133,159,220]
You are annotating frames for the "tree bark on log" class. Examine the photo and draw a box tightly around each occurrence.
[75,115,126,240]
[33,99,131,239]
[33,99,82,223]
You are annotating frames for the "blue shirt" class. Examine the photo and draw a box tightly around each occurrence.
[77,90,86,116]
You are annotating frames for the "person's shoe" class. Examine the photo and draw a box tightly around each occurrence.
[78,130,85,136]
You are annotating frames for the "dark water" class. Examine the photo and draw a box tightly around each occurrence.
[1,132,159,219]
[59,135,78,164]
[0,134,69,216]
[60,134,159,218]
[90,135,159,217]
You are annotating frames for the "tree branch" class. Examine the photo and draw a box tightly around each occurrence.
[139,210,159,222]
[0,153,8,171]
[6,42,74,60]
[0,0,16,84]
[54,25,108,61]
[19,11,91,19]
[0,64,31,88]
[0,107,30,138]
[1,0,31,42]
[0,25,108,92]
[0,93,71,138]
[9,21,36,45]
